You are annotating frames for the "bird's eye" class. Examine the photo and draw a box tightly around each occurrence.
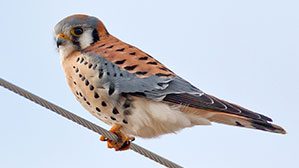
[71,27,84,36]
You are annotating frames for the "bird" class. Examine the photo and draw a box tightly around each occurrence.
[54,14,286,151]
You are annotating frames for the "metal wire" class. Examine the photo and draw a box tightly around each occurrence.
[0,78,183,168]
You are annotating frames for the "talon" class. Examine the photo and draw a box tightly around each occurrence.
[99,124,135,151]
[100,135,108,141]
[107,140,115,148]
[117,140,131,151]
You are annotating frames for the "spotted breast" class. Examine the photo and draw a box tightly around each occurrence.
[62,51,133,127]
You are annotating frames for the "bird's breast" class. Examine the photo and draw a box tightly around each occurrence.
[62,53,131,126]
[61,53,204,138]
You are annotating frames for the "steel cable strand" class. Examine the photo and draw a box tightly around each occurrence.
[0,78,183,168]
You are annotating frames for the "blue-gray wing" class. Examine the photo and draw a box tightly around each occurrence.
[87,52,272,122]
[86,52,203,100]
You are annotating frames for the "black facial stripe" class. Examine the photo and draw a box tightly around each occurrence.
[72,36,81,49]
[92,29,100,44]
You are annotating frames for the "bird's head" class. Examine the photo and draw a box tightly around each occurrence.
[54,14,109,58]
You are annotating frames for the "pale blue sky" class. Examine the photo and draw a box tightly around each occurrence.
[0,1,298,168]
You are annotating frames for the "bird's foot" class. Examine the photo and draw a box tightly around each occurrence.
[100,124,135,151]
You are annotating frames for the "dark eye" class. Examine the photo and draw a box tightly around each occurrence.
[71,27,83,36]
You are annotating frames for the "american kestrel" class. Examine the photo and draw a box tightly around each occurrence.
[54,14,286,151]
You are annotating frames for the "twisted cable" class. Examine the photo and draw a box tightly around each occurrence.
[0,78,183,168]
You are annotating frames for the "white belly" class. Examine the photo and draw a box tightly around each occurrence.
[121,97,211,138]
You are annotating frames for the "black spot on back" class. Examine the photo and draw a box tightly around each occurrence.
[135,71,148,75]
[159,67,169,71]
[98,44,106,48]
[115,59,126,65]
[116,48,125,52]
[124,65,138,71]
[139,56,148,60]
[147,61,158,65]
[129,52,136,55]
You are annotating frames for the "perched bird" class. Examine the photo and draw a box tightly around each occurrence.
[54,14,286,151]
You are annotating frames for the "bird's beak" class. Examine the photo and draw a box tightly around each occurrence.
[56,33,70,48]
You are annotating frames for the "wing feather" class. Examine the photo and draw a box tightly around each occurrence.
[83,39,276,125]
[163,93,272,122]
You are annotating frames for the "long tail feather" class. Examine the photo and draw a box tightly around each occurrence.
[207,112,286,134]
[181,106,286,134]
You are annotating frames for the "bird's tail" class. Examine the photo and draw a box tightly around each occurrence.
[205,112,286,134]
[166,92,286,134]
[182,107,286,134]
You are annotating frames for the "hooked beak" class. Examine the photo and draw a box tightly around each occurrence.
[56,33,70,48]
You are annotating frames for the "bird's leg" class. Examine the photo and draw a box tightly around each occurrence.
[100,124,135,151]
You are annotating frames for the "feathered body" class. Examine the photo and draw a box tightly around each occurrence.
[55,14,286,141]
